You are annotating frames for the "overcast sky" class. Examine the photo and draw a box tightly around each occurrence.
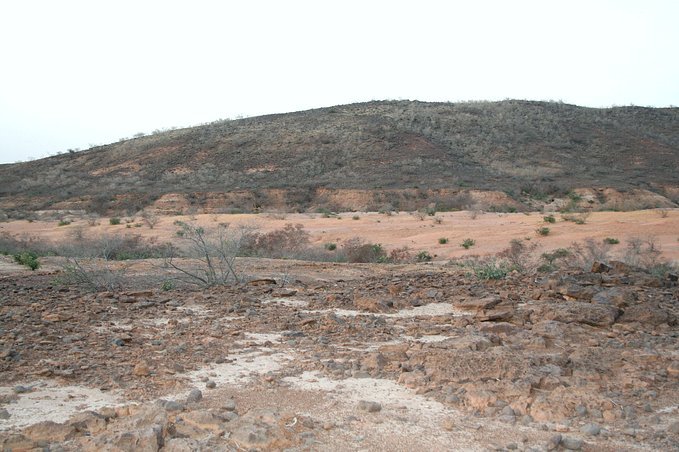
[1,0,678,164]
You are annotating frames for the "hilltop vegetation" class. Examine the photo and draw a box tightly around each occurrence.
[1,100,678,214]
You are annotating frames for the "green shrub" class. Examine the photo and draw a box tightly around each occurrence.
[543,215,556,223]
[109,217,121,225]
[14,251,40,271]
[324,243,337,251]
[603,237,619,245]
[58,219,71,227]
[438,237,449,244]
[352,215,360,220]
[341,238,387,263]
[536,227,550,236]
[416,251,433,262]
[161,280,175,291]
[461,238,475,249]
[561,212,590,224]
[474,261,509,280]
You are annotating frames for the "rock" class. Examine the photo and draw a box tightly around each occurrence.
[546,434,562,451]
[222,399,237,412]
[12,385,31,394]
[580,423,601,435]
[591,261,611,273]
[618,303,672,326]
[457,296,501,311]
[69,411,107,435]
[667,362,679,378]
[23,421,77,443]
[160,400,185,412]
[533,301,620,327]
[357,400,382,412]
[109,424,164,452]
[465,390,498,410]
[362,352,388,371]
[186,388,203,404]
[561,436,584,450]
[592,287,636,308]
[205,380,216,389]
[133,361,151,377]
[163,438,202,452]
[476,309,513,322]
[354,296,391,313]
[668,421,679,434]
[0,408,10,419]
[179,410,224,434]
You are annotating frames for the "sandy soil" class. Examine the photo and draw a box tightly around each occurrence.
[2,209,678,262]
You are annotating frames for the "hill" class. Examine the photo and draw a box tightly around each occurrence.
[1,100,678,215]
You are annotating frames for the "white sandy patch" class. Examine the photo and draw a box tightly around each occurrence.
[0,382,122,431]
[236,332,284,345]
[263,297,309,308]
[284,371,446,414]
[176,304,213,316]
[402,334,451,343]
[186,350,292,387]
[305,302,464,318]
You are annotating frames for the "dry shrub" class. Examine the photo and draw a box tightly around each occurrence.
[497,239,538,273]
[564,238,611,270]
[242,223,310,258]
[341,237,387,263]
[389,246,413,263]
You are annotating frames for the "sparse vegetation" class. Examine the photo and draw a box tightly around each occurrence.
[0,101,677,214]
[603,237,620,245]
[416,251,433,262]
[164,221,250,287]
[543,215,556,223]
[536,227,550,236]
[13,251,40,270]
[461,238,475,249]
[58,219,71,227]
[324,243,337,251]
[438,237,449,244]
[341,238,387,263]
[561,212,590,224]
[109,217,121,225]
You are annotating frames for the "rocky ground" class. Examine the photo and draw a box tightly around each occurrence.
[0,256,678,451]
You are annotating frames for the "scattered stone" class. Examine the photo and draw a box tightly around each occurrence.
[222,399,237,412]
[591,261,611,273]
[667,421,679,434]
[560,436,584,450]
[357,400,382,413]
[545,434,562,450]
[205,380,216,389]
[12,385,31,394]
[0,409,10,420]
[132,361,151,377]
[186,388,203,404]
[580,423,601,436]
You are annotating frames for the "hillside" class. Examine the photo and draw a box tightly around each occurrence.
[1,100,678,214]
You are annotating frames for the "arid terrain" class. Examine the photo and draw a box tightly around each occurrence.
[0,99,677,450]
[1,209,678,451]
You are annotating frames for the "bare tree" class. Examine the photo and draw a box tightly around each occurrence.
[163,221,253,287]
[141,210,160,229]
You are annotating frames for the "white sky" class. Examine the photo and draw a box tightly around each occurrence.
[1,0,678,164]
